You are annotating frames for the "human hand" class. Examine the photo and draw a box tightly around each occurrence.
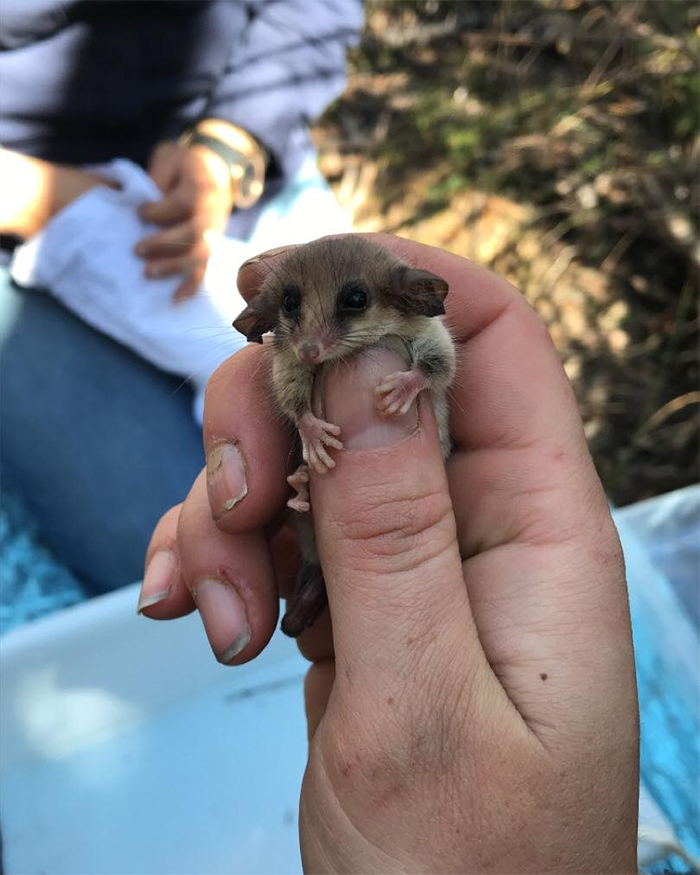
[0,148,113,239]
[140,235,639,873]
[136,141,235,300]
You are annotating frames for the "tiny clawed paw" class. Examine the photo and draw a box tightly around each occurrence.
[287,464,310,511]
[303,447,336,475]
[287,465,309,488]
[299,415,343,474]
[374,372,405,395]
[374,370,424,417]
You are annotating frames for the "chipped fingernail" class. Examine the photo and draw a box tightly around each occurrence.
[206,440,248,519]
[238,245,292,273]
[193,578,251,664]
[138,550,177,613]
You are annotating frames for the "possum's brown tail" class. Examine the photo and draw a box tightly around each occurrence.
[280,562,327,637]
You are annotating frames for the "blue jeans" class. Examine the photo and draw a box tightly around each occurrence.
[0,267,204,593]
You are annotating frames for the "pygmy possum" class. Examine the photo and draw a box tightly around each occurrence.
[233,237,456,636]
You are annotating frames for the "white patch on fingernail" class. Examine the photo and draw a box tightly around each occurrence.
[217,626,251,665]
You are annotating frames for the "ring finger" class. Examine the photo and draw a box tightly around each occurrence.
[137,220,200,259]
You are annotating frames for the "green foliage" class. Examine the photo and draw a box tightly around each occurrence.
[326,0,699,504]
[354,0,698,232]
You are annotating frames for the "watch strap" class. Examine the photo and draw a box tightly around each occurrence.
[182,129,267,208]
[182,131,250,176]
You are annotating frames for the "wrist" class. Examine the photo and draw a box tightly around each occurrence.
[188,143,234,198]
[192,119,266,159]
[0,150,115,238]
[0,149,52,238]
[50,166,115,217]
[181,119,267,209]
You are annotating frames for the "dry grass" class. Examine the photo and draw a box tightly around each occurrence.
[313,0,699,506]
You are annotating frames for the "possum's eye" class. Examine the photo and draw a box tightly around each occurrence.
[339,281,369,311]
[282,284,301,315]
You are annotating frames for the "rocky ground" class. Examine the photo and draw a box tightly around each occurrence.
[313,0,698,506]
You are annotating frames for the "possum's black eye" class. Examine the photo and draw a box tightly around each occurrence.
[340,281,369,311]
[282,284,301,315]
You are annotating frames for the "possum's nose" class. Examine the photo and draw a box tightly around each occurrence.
[298,342,321,364]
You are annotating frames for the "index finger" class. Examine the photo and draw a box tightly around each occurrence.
[203,344,292,533]
[139,189,192,226]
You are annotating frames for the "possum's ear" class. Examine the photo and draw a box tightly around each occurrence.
[391,266,449,317]
[232,297,276,343]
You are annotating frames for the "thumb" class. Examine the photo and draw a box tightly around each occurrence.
[139,144,185,225]
[147,141,182,193]
[311,347,483,691]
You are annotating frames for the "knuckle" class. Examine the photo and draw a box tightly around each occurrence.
[335,487,456,575]
[328,657,486,805]
[148,504,182,557]
[179,225,198,248]
[188,214,204,234]
[191,236,209,258]
[173,193,192,215]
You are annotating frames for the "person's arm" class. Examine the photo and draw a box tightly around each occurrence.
[140,235,639,873]
[201,0,363,178]
[0,149,112,239]
[134,1,362,300]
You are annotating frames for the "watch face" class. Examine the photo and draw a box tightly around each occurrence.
[240,162,256,197]
[235,155,265,209]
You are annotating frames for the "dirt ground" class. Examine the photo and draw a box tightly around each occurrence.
[312,0,699,506]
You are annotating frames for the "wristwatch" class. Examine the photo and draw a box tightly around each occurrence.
[181,129,267,210]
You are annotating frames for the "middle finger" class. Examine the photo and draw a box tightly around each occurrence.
[177,469,280,664]
[137,222,200,261]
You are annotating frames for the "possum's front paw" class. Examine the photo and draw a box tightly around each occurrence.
[287,464,310,512]
[299,412,343,474]
[374,369,429,417]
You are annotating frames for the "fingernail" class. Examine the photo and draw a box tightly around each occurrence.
[238,245,292,273]
[134,242,146,257]
[146,263,162,278]
[194,578,251,664]
[138,550,177,613]
[319,349,418,451]
[206,440,248,519]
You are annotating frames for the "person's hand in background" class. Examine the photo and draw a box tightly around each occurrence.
[136,139,235,300]
[0,148,113,239]
[141,235,640,873]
